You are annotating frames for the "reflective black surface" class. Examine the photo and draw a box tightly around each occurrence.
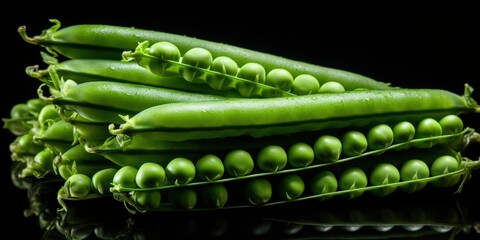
[4,4,479,239]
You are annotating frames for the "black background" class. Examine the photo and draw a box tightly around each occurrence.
[2,3,479,239]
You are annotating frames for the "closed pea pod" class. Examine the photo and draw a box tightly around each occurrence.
[109,87,479,141]
[41,79,229,123]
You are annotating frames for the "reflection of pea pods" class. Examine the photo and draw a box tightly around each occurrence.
[47,190,480,240]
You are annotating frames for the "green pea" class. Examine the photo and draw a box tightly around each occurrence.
[245,178,272,205]
[166,157,196,185]
[136,162,166,188]
[439,115,463,135]
[196,154,224,181]
[313,135,342,162]
[236,63,266,96]
[277,174,305,200]
[413,118,442,149]
[438,115,464,144]
[265,68,294,91]
[132,190,161,210]
[367,124,394,151]
[339,167,368,199]
[429,155,461,187]
[392,121,416,145]
[342,131,368,157]
[237,62,266,83]
[287,142,315,168]
[256,145,287,173]
[291,74,319,95]
[180,47,213,83]
[112,166,139,188]
[399,159,430,193]
[148,41,181,61]
[369,163,400,197]
[168,188,197,210]
[224,149,254,177]
[206,56,238,90]
[148,41,181,75]
[310,170,338,201]
[319,81,345,93]
[92,168,118,194]
[63,173,92,198]
[199,183,228,208]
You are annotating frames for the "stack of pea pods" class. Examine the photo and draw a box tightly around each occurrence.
[5,19,480,216]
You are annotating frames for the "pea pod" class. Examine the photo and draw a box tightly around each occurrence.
[53,143,119,180]
[109,86,479,141]
[27,58,243,97]
[19,19,392,91]
[39,78,229,123]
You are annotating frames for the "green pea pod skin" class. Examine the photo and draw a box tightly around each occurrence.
[27,59,243,97]
[19,19,392,91]
[110,87,479,141]
[42,80,229,123]
[54,143,119,180]
[33,120,76,154]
